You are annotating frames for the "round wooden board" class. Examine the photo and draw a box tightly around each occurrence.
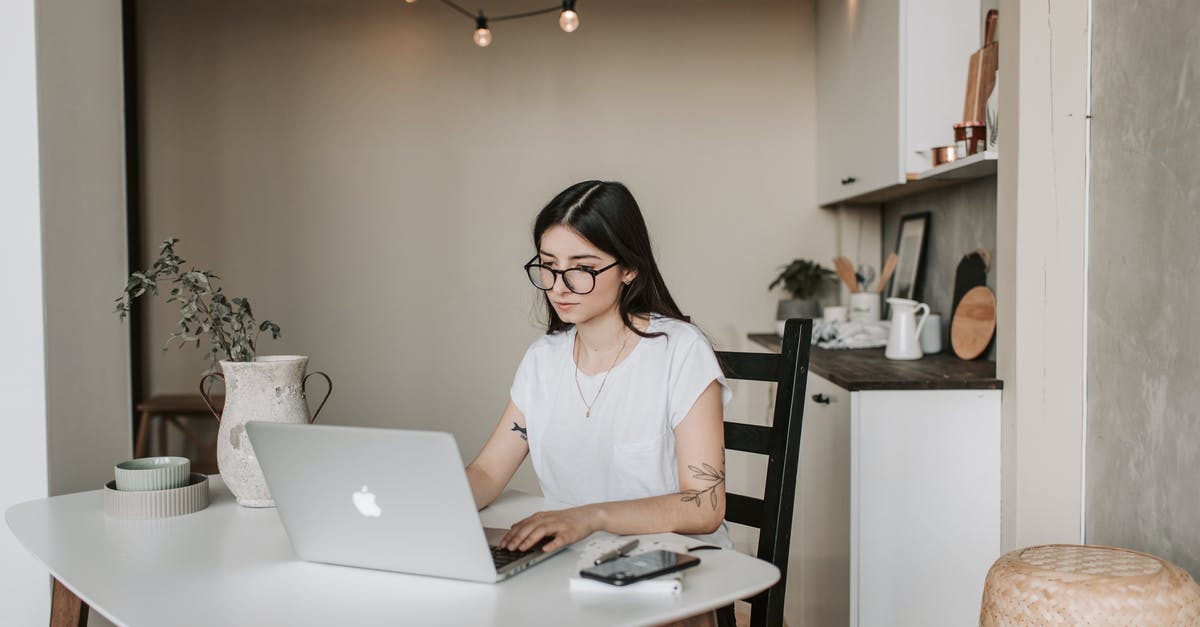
[951,286,996,360]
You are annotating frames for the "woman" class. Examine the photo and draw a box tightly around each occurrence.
[466,180,732,554]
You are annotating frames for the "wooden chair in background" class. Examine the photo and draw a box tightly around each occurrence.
[714,317,814,627]
[134,394,222,474]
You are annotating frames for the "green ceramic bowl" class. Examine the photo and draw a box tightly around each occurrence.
[114,456,191,491]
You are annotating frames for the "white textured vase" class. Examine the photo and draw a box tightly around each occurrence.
[200,355,331,507]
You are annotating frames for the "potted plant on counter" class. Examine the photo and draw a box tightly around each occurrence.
[769,258,834,335]
[115,238,330,508]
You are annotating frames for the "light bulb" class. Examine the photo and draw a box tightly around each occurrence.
[404,0,416,3]
[473,27,492,47]
[559,9,579,33]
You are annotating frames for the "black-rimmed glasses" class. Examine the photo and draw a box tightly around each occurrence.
[523,256,619,295]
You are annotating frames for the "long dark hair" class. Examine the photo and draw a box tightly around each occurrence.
[533,180,685,337]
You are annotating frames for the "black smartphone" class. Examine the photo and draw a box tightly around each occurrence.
[578,550,701,586]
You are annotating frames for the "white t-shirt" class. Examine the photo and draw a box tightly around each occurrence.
[509,315,734,547]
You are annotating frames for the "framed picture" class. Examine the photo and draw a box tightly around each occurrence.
[890,212,931,300]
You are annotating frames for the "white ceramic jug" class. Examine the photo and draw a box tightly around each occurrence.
[885,298,930,360]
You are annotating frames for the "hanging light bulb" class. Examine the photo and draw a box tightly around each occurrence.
[473,12,492,47]
[558,1,579,33]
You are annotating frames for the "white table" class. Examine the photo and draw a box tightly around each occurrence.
[6,477,779,626]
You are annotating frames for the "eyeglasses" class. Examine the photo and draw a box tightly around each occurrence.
[523,255,620,295]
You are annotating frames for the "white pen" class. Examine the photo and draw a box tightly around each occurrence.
[594,538,640,565]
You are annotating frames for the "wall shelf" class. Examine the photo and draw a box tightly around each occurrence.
[820,151,998,208]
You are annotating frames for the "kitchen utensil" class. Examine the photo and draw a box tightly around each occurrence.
[951,286,996,360]
[858,264,876,292]
[951,249,990,327]
[931,145,957,166]
[833,256,859,293]
[964,11,999,123]
[885,297,930,360]
[876,253,898,294]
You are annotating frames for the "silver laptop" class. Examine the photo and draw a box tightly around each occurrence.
[245,422,564,583]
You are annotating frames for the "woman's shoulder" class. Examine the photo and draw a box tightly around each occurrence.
[647,316,711,349]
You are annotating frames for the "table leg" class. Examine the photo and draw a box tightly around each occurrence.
[50,578,88,627]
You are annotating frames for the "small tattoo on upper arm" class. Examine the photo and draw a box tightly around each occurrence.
[681,463,725,510]
[511,423,528,441]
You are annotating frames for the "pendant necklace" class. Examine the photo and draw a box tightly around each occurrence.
[574,328,630,418]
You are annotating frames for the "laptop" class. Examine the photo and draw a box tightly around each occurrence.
[245,422,565,583]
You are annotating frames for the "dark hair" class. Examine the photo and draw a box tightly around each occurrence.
[533,180,685,337]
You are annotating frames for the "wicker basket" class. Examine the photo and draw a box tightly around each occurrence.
[980,544,1200,626]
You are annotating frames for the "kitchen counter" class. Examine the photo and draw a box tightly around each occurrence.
[747,334,1002,391]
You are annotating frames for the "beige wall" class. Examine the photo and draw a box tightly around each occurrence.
[38,0,132,497]
[138,0,830,492]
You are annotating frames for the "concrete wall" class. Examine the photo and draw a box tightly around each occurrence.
[0,1,51,623]
[1086,0,1200,577]
[136,0,830,493]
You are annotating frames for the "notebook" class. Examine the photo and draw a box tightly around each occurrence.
[245,422,565,583]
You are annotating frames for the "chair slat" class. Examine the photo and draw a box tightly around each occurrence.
[724,422,772,455]
[716,351,778,382]
[725,493,764,528]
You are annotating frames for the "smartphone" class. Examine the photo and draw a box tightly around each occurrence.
[578,550,701,586]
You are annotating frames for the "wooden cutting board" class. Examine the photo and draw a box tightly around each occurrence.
[951,286,996,360]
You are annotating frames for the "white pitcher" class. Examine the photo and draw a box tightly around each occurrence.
[885,298,930,360]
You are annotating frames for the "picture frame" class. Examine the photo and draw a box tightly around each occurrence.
[890,212,931,301]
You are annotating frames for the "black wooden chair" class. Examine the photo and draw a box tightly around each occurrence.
[715,317,814,627]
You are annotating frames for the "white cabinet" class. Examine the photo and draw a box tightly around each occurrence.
[816,0,981,206]
[851,388,1001,627]
[786,374,1000,627]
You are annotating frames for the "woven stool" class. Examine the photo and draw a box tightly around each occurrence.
[980,544,1200,626]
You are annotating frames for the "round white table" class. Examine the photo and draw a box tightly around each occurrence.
[6,476,779,626]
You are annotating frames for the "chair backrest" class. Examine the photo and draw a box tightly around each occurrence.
[715,318,814,627]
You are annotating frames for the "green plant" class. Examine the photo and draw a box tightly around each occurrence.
[768,259,835,300]
[115,238,281,370]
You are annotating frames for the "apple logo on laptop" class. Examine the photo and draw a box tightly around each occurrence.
[353,486,382,518]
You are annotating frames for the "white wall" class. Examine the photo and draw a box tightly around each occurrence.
[995,0,1089,550]
[0,1,51,623]
[2,1,129,624]
[138,0,830,492]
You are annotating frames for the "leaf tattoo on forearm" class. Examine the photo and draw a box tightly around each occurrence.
[511,422,528,441]
[680,463,725,510]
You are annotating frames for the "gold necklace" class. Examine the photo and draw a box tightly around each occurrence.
[573,329,630,418]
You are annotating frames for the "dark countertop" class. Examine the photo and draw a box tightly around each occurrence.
[747,334,1003,391]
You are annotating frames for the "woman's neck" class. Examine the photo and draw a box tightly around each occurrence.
[575,310,645,355]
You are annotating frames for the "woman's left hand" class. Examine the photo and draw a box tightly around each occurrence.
[501,506,598,552]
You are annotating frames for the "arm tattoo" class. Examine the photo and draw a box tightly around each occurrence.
[680,463,725,510]
[511,422,528,441]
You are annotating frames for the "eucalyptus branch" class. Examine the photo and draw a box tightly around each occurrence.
[115,237,281,371]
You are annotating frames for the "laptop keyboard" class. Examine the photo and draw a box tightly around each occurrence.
[490,537,551,569]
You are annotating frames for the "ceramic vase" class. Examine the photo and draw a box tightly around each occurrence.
[200,355,331,507]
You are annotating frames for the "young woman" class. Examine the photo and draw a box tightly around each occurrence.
[466,180,732,554]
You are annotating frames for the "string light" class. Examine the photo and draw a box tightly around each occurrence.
[559,1,580,33]
[416,0,583,47]
[473,12,492,47]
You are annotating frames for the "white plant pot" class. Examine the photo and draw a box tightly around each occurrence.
[200,355,331,507]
